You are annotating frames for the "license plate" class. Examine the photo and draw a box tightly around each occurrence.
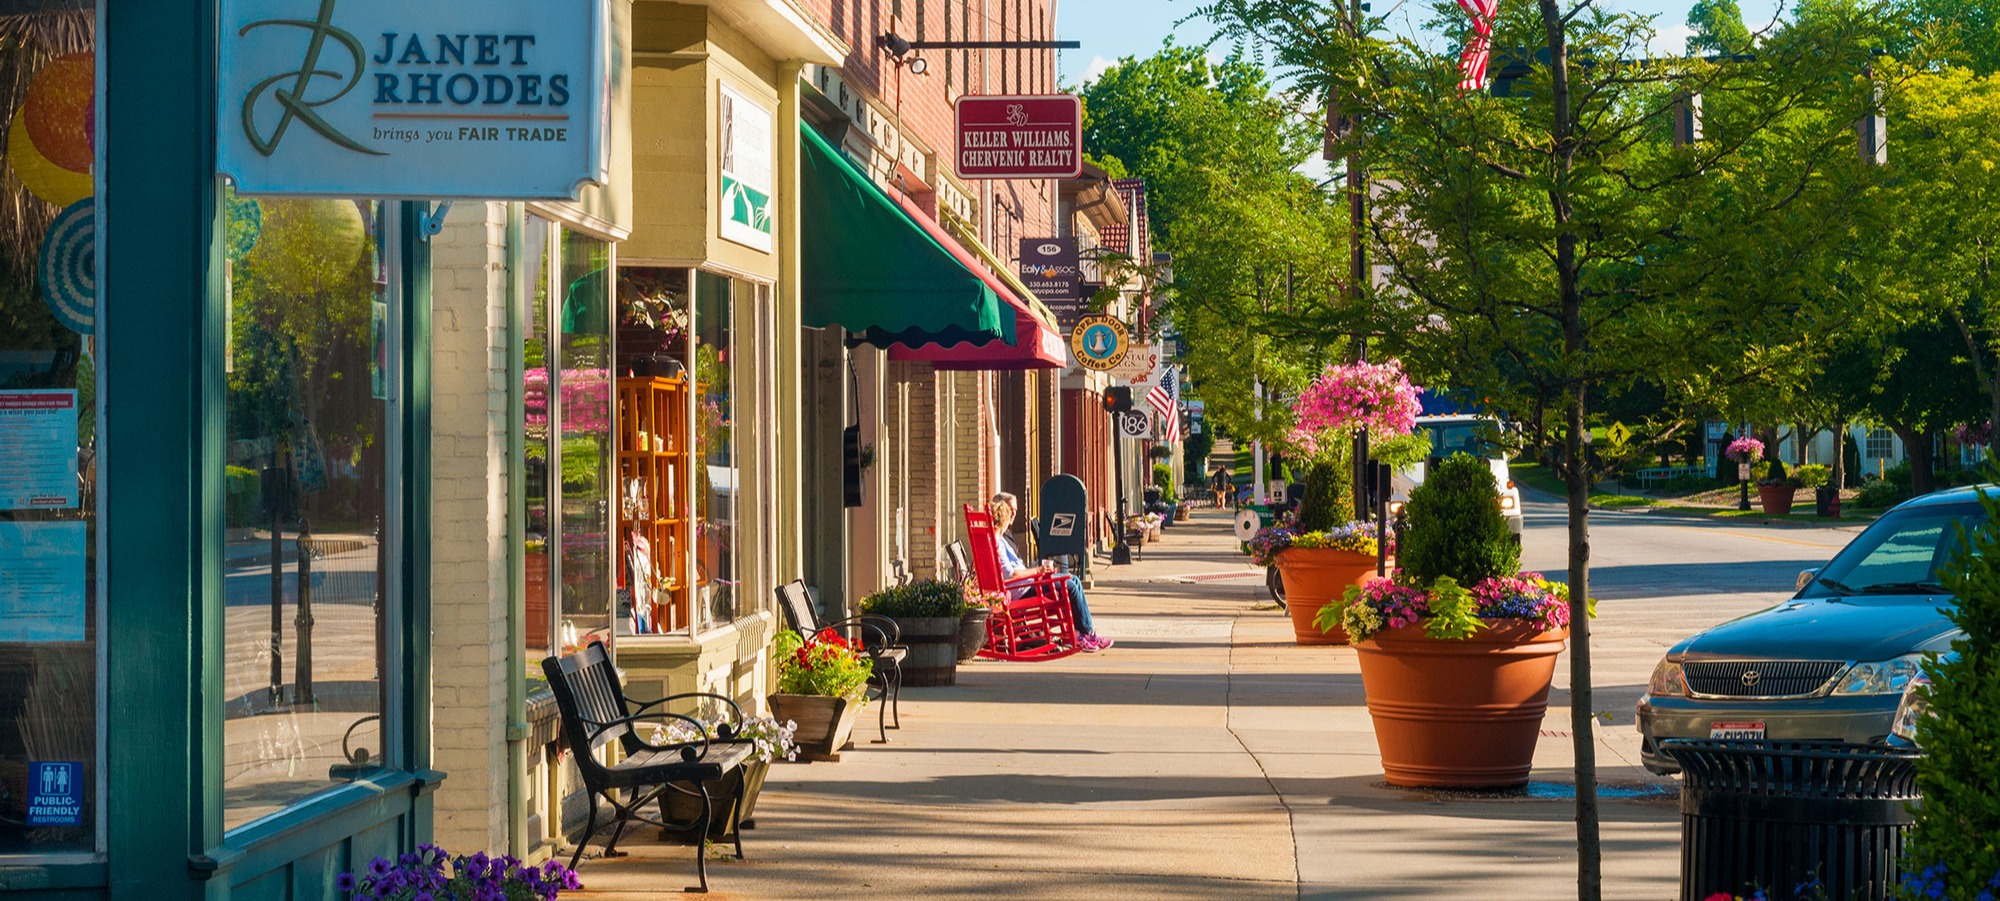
[1710,721,1766,740]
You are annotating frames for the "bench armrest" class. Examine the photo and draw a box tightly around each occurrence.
[575,710,716,759]
[815,615,898,649]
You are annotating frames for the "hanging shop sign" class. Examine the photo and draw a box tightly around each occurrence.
[1019,237,1084,329]
[955,94,1082,180]
[1116,409,1152,439]
[1109,341,1162,383]
[719,82,775,252]
[219,0,611,199]
[1069,314,1127,372]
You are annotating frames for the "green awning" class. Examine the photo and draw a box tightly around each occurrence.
[801,126,1015,348]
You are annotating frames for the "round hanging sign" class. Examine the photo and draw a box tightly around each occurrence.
[39,197,94,335]
[1069,314,1127,372]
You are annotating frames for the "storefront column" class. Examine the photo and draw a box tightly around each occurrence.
[104,0,224,895]
[776,60,805,585]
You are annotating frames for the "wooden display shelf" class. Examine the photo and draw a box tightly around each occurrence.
[617,376,691,633]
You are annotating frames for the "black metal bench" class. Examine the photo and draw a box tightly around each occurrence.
[775,580,903,742]
[542,641,754,893]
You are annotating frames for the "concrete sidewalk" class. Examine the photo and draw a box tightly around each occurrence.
[567,511,1686,900]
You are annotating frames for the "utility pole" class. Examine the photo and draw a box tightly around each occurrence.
[1342,0,1372,522]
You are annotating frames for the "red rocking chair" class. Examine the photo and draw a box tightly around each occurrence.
[962,504,1082,661]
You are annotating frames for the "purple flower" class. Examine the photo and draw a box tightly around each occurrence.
[335,872,356,893]
[368,857,392,878]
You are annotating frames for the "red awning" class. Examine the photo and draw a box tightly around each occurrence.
[883,192,1065,371]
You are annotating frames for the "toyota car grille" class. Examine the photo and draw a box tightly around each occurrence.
[1682,661,1845,698]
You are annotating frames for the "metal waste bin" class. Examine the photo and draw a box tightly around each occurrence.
[1659,740,1921,901]
[1815,486,1841,517]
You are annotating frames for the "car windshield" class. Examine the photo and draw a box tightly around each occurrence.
[1422,420,1501,459]
[1800,500,1988,598]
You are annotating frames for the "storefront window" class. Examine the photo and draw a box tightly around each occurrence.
[557,229,613,652]
[220,194,392,831]
[614,267,691,634]
[0,7,98,855]
[694,272,738,629]
[522,216,615,665]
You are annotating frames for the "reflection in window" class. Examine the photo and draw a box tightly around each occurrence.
[523,215,551,664]
[694,272,737,628]
[557,230,613,654]
[0,10,98,855]
[221,195,390,830]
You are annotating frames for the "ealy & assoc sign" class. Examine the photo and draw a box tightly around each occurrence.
[219,0,611,199]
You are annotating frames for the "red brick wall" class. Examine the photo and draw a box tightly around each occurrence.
[800,0,1060,265]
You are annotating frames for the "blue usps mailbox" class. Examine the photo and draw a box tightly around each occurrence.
[1036,474,1090,559]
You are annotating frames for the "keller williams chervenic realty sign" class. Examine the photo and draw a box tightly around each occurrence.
[955,94,1082,180]
[219,0,611,199]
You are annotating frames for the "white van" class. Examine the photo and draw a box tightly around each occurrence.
[1389,414,1524,535]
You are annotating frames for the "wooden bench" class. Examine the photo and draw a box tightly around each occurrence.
[542,641,754,893]
[1634,465,1705,489]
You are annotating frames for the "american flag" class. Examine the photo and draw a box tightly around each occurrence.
[1147,368,1181,443]
[1455,0,1500,92]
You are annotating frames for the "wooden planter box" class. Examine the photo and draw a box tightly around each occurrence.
[768,694,862,762]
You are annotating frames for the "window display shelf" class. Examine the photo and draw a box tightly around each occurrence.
[617,376,691,633]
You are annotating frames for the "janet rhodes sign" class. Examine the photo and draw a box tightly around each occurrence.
[955,94,1082,180]
[219,0,611,199]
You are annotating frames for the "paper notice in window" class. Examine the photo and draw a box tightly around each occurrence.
[0,389,81,510]
[0,521,87,642]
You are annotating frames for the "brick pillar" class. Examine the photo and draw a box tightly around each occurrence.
[427,202,511,853]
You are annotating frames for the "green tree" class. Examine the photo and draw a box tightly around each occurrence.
[1197,1,1891,895]
[1079,45,1352,453]
[1686,0,1755,55]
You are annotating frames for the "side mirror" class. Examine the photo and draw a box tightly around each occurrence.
[1795,567,1821,593]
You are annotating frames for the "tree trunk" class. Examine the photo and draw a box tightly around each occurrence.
[1535,0,1602,896]
[1893,425,1936,497]
[1831,421,1847,493]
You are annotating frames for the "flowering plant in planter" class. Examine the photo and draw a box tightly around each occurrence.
[651,714,799,763]
[1323,571,1570,642]
[1726,435,1765,463]
[338,845,580,900]
[772,628,872,701]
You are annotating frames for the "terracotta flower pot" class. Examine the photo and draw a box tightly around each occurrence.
[1757,484,1797,516]
[1274,547,1381,646]
[1353,621,1568,788]
[768,693,862,762]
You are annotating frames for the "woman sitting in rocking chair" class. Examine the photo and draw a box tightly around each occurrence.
[988,492,1114,652]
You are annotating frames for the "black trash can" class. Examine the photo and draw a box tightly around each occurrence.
[1815,486,1841,517]
[1659,740,1921,901]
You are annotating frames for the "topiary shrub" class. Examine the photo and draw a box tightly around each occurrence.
[1398,452,1519,587]
[1857,476,1908,509]
[1900,481,2000,898]
[1293,445,1354,533]
[1152,462,1178,503]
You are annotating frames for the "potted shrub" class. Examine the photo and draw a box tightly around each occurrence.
[1258,359,1427,646]
[859,579,968,686]
[1755,458,1799,515]
[768,628,872,761]
[1319,453,1571,788]
[653,713,797,841]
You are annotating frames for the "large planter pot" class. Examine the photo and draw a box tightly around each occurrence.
[1273,547,1381,646]
[1353,621,1569,788]
[1174,505,1190,522]
[659,758,769,842]
[1757,484,1797,516]
[768,694,862,762]
[889,616,960,686]
[957,607,992,661]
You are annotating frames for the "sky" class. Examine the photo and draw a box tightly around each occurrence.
[1054,0,1789,87]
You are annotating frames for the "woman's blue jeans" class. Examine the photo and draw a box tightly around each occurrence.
[1058,574,1095,634]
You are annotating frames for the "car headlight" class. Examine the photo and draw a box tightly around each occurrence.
[1889,672,1934,745]
[1388,501,1406,517]
[1832,654,1926,696]
[1647,659,1688,698]
[1499,495,1518,511]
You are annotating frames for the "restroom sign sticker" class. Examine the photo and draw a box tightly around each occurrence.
[28,761,82,826]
